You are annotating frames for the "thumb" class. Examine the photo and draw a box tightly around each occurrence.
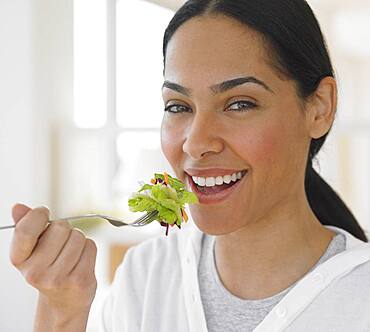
[12,203,32,224]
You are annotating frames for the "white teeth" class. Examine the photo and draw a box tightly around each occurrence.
[192,171,246,187]
[215,176,224,185]
[205,177,215,187]
[223,175,231,184]
[197,177,206,186]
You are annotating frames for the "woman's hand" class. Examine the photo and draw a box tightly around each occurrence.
[9,203,98,329]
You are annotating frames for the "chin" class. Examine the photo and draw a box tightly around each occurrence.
[190,208,242,236]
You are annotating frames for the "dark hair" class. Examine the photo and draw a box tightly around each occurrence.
[163,0,368,242]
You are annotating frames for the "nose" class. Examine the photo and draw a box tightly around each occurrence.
[182,112,224,160]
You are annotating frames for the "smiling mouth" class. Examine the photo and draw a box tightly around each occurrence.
[189,170,248,195]
[196,177,238,194]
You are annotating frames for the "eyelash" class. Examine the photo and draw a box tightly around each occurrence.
[227,100,257,112]
[164,100,257,114]
[164,104,190,113]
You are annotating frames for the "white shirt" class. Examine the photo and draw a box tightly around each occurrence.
[100,222,370,332]
[198,232,346,331]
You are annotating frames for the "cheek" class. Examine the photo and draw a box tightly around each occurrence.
[160,118,184,167]
[231,124,284,167]
[250,127,283,165]
[231,121,302,182]
[232,119,306,188]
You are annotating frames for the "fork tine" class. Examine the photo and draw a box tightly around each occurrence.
[144,212,159,225]
[133,211,155,224]
[131,211,158,226]
[136,211,157,225]
[137,213,157,225]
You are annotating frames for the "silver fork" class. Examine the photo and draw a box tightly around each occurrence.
[0,211,159,230]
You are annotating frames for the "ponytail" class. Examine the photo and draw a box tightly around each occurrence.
[305,162,368,242]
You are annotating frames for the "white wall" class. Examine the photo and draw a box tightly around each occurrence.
[0,1,38,330]
[0,0,73,330]
[146,0,185,11]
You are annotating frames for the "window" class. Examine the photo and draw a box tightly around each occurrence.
[73,1,175,330]
[72,0,174,219]
[74,0,107,128]
[113,0,174,210]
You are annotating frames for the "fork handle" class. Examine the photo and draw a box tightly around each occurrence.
[0,214,102,230]
[0,224,16,230]
[48,214,101,222]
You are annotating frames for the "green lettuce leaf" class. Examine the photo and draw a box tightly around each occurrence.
[154,173,184,191]
[156,204,177,224]
[150,185,168,202]
[138,184,153,192]
[128,193,158,212]
[128,172,198,228]
[161,185,179,202]
[160,198,183,223]
[178,191,199,205]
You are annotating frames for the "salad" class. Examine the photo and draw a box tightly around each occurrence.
[128,172,199,235]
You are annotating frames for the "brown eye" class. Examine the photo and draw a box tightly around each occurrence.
[226,100,257,112]
[164,104,191,114]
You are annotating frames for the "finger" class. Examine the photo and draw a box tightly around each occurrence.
[24,220,72,269]
[12,203,32,224]
[10,207,50,266]
[69,239,97,280]
[49,228,86,276]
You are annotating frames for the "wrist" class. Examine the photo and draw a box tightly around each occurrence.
[34,295,92,332]
[52,310,90,330]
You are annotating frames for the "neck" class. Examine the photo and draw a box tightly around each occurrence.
[214,195,335,300]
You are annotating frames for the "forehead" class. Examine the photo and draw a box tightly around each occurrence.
[164,15,274,84]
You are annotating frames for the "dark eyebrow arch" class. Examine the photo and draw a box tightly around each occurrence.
[162,76,274,97]
[162,81,192,96]
[211,76,274,94]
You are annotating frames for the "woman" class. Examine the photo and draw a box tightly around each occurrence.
[10,0,370,331]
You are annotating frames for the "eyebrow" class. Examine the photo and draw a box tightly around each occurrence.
[162,76,274,96]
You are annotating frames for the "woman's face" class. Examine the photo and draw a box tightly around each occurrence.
[161,15,312,235]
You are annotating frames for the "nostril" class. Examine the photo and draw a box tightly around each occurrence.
[182,139,224,159]
[182,118,224,159]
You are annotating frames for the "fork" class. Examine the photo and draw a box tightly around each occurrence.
[0,211,159,230]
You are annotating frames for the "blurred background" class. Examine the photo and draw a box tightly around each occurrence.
[0,0,369,330]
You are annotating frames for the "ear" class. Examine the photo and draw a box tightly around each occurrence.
[305,76,337,139]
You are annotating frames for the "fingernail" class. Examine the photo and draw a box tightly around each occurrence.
[41,204,50,211]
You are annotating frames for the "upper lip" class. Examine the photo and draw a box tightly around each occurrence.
[185,168,247,177]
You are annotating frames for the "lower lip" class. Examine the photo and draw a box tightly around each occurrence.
[187,172,247,205]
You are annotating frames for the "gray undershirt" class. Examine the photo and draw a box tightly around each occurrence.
[198,231,346,332]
